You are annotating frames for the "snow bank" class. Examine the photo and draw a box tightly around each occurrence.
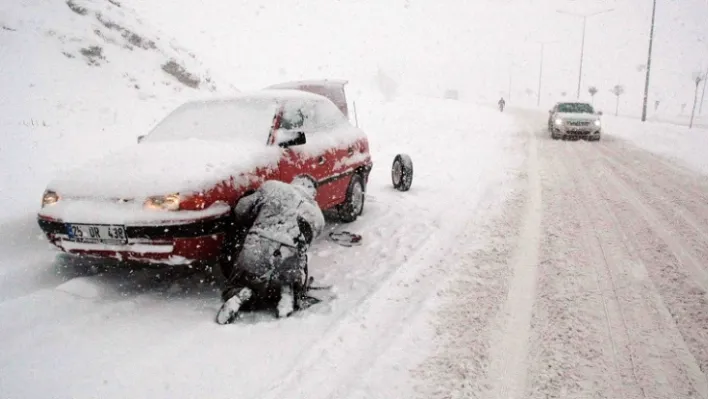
[603,116,708,174]
[0,0,236,219]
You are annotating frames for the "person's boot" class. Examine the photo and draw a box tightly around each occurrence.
[276,285,295,318]
[216,287,253,325]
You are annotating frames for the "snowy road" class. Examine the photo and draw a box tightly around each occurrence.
[2,103,708,399]
[412,109,708,399]
[526,119,708,399]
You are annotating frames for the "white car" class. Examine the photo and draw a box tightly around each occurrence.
[547,102,602,141]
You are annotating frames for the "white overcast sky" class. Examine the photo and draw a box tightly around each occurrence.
[129,0,708,115]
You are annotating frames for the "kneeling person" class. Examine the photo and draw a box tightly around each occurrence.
[216,176,325,324]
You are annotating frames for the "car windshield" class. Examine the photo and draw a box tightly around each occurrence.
[557,103,595,114]
[142,98,278,143]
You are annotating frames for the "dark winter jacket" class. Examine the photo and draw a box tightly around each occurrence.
[233,180,325,250]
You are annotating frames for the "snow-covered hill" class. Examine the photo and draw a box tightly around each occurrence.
[0,0,237,218]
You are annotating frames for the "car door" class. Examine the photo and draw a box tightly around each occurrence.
[311,98,364,207]
[274,99,336,209]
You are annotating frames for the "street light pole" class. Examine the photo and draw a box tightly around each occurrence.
[574,16,588,99]
[557,8,614,100]
[700,66,707,115]
[530,40,557,108]
[641,0,657,122]
[538,43,544,107]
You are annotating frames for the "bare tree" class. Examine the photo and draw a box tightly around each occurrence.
[690,72,705,128]
[588,86,598,105]
[610,84,625,116]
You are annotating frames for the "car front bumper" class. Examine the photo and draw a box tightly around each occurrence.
[555,124,601,137]
[37,209,231,266]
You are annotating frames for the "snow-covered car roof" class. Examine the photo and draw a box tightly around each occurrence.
[192,89,338,105]
[140,89,344,144]
[263,80,350,117]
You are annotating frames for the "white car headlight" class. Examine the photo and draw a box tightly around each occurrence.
[554,118,563,126]
[594,120,601,127]
[144,194,181,211]
[41,190,60,207]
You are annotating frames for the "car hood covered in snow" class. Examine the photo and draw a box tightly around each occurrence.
[47,139,282,199]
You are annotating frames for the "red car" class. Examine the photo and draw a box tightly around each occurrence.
[37,80,373,276]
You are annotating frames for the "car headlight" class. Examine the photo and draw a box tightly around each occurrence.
[41,190,60,207]
[144,194,181,211]
[554,118,563,126]
[594,120,601,127]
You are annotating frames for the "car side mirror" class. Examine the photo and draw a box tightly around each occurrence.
[548,110,553,114]
[597,111,603,116]
[137,135,145,143]
[277,130,307,148]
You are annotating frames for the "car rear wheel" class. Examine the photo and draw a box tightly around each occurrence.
[338,174,365,223]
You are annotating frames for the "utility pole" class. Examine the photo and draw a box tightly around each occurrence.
[690,75,703,128]
[700,66,707,115]
[641,0,657,122]
[537,43,545,107]
[557,8,615,99]
[529,40,557,108]
[577,16,587,99]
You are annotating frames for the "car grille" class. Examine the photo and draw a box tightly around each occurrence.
[567,121,591,126]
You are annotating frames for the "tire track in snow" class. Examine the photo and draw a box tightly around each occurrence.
[594,144,708,289]
[254,179,506,399]
[560,140,650,398]
[525,136,631,398]
[568,141,708,397]
[484,125,541,399]
[410,179,525,399]
[571,143,708,387]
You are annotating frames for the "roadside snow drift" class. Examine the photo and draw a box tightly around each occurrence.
[603,116,708,175]
[0,0,234,219]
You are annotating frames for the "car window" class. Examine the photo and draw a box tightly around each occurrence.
[143,98,278,144]
[280,106,305,131]
[557,103,594,113]
[280,100,316,132]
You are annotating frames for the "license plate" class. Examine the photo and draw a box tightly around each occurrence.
[66,224,127,245]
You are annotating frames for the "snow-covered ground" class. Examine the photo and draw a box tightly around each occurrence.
[5,0,708,398]
[602,115,708,175]
[0,75,524,399]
